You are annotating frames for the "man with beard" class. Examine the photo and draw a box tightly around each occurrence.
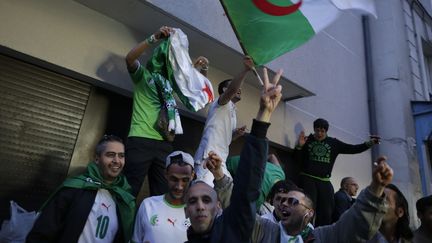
[261,180,302,223]
[367,184,413,243]
[252,156,392,243]
[132,151,195,243]
[184,67,283,243]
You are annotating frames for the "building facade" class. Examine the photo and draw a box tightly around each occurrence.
[0,0,431,227]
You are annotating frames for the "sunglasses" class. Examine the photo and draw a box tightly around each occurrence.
[281,197,311,210]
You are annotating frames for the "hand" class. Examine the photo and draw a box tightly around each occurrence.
[298,131,307,147]
[256,68,283,122]
[369,156,393,197]
[233,125,247,138]
[154,26,174,40]
[193,56,209,70]
[243,56,254,71]
[203,151,224,180]
[369,135,381,145]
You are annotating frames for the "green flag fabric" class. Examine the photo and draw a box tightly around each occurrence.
[220,0,377,65]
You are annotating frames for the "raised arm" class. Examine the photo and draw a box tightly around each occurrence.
[314,156,393,242]
[218,56,254,105]
[221,67,283,241]
[337,135,380,154]
[206,151,233,209]
[125,26,173,72]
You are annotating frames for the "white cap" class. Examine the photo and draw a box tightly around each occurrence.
[166,151,195,169]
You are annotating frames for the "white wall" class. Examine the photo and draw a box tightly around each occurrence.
[148,0,373,190]
[0,0,374,189]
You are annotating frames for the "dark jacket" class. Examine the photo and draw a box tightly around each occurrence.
[252,188,387,243]
[185,119,269,243]
[27,188,124,243]
[333,189,355,222]
[296,134,371,179]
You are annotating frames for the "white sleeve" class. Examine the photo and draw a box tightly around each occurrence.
[131,201,147,243]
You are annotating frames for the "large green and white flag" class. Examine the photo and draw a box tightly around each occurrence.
[220,0,377,65]
[146,29,214,134]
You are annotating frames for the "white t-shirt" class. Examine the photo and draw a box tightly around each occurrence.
[78,189,119,243]
[132,195,190,243]
[194,98,236,186]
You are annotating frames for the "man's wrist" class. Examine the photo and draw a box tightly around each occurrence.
[365,141,374,148]
[146,34,158,45]
[368,183,385,198]
[256,109,271,123]
[214,171,224,181]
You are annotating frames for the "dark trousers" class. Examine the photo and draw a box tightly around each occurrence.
[300,175,334,227]
[124,137,172,197]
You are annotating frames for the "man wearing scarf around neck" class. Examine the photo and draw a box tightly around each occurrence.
[27,135,136,243]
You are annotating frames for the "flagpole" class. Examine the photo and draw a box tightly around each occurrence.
[219,0,264,86]
[251,67,264,86]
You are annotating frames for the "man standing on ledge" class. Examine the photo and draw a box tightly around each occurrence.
[124,26,209,197]
[295,118,380,226]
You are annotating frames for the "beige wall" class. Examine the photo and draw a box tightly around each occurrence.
[0,0,372,191]
[0,0,136,91]
[68,88,109,176]
[0,0,290,145]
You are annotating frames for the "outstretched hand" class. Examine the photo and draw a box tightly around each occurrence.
[154,26,174,40]
[233,125,247,140]
[369,156,394,197]
[256,68,283,122]
[369,135,381,145]
[298,131,308,147]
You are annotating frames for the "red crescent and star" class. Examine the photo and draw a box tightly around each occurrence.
[252,0,303,16]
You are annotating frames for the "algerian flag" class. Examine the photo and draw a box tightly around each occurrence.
[168,29,215,111]
[220,0,377,65]
[147,29,214,113]
[146,29,214,134]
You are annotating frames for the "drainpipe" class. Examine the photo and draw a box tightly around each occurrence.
[362,16,379,160]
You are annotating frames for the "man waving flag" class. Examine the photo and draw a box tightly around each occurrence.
[220,0,377,65]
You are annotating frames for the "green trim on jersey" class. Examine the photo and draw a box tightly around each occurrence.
[300,172,331,182]
[163,194,186,208]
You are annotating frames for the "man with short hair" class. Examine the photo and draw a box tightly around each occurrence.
[27,135,135,243]
[124,26,210,197]
[413,195,432,243]
[193,57,254,186]
[333,177,359,221]
[184,67,283,243]
[252,156,393,243]
[132,151,195,243]
[295,118,380,226]
[261,180,299,223]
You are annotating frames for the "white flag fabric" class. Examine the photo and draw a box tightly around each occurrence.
[168,29,214,112]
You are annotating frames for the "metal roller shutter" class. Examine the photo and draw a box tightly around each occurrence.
[0,54,91,215]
